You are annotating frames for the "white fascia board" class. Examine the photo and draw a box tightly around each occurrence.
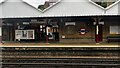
[42,1,105,17]
[89,0,120,10]
[22,0,61,13]
[105,0,120,10]
[89,0,105,10]
[106,1,120,15]
[41,0,61,13]
[22,1,42,12]
[1,0,43,18]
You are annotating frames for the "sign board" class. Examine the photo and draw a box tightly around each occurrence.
[99,22,104,25]
[31,19,37,22]
[65,22,75,26]
[78,28,86,35]
[23,22,30,25]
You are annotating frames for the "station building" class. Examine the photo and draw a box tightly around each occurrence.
[0,0,120,44]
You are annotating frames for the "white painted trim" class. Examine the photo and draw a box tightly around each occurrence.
[1,0,120,12]
[22,1,42,12]
[89,0,105,10]
[41,0,61,12]
[0,0,119,18]
[22,0,61,13]
[96,25,99,35]
[105,0,120,10]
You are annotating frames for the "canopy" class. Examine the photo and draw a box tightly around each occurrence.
[0,0,119,18]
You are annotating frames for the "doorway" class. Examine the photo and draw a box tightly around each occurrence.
[98,24,103,42]
[95,24,103,43]
[2,26,13,41]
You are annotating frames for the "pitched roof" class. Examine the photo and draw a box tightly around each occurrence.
[0,0,42,18]
[42,0,105,17]
[0,0,120,18]
[106,1,120,15]
[89,0,120,10]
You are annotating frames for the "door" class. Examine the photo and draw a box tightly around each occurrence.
[99,25,103,42]
[95,25,103,43]
[53,27,59,41]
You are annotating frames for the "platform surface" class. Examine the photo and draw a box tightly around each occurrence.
[0,43,119,47]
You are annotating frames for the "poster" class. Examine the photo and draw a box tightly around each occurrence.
[28,30,34,39]
[15,30,34,40]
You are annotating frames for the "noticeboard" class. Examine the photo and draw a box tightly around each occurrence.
[15,30,35,40]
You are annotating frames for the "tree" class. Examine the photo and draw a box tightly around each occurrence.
[92,0,118,8]
[38,5,45,10]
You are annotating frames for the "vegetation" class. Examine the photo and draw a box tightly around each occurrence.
[38,5,45,10]
[91,0,118,8]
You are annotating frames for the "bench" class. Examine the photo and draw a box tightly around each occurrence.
[107,36,120,43]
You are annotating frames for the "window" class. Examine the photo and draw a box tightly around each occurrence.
[110,26,120,34]
[65,22,76,34]
[66,25,75,34]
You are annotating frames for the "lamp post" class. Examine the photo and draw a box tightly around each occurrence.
[93,17,102,44]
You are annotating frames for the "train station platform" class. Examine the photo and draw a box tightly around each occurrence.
[0,42,119,47]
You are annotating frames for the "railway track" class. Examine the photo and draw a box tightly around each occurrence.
[2,47,120,68]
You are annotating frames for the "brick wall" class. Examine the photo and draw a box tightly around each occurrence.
[59,21,95,43]
[59,17,120,43]
[103,17,120,37]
